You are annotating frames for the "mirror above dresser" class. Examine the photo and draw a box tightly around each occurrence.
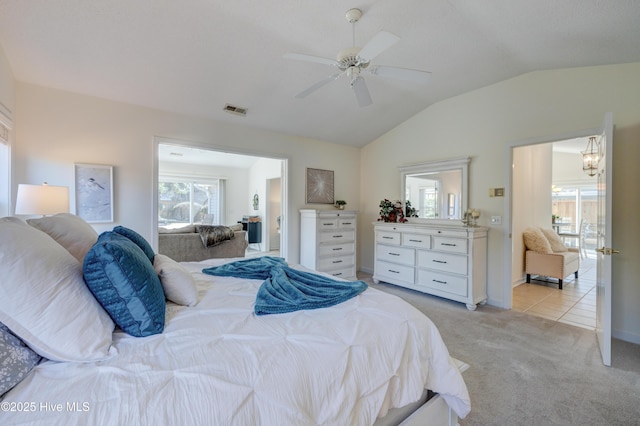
[399,157,470,223]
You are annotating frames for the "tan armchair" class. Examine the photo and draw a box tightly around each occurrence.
[525,249,580,290]
[522,226,580,290]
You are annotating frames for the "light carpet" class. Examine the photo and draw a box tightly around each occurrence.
[362,275,640,425]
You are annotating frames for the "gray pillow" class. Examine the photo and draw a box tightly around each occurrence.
[0,322,42,397]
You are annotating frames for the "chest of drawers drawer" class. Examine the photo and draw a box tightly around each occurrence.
[377,245,415,266]
[417,250,467,275]
[432,236,467,254]
[318,242,354,257]
[375,260,414,283]
[376,231,400,245]
[319,230,355,244]
[416,270,468,297]
[318,254,354,271]
[402,233,430,249]
[337,218,355,228]
[325,265,356,280]
[318,219,338,229]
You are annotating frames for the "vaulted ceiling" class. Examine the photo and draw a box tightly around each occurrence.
[1,0,639,147]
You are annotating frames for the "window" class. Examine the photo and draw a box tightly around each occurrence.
[158,178,225,226]
[552,185,597,232]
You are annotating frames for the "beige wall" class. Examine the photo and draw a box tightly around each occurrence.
[512,144,553,284]
[0,43,14,217]
[13,82,362,264]
[360,62,640,343]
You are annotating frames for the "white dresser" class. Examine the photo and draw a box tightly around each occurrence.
[300,209,357,280]
[373,222,487,310]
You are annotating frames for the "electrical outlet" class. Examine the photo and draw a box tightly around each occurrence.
[491,216,502,225]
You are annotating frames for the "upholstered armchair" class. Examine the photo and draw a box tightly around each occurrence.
[523,227,580,290]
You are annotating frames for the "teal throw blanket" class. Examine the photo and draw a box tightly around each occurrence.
[202,257,368,315]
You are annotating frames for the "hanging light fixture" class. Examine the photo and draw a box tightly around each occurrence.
[581,136,600,177]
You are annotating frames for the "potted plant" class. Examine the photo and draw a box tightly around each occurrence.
[334,200,347,210]
[378,199,407,223]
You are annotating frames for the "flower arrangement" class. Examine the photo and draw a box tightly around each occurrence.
[378,199,407,223]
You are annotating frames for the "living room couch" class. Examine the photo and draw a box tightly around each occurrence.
[158,224,247,262]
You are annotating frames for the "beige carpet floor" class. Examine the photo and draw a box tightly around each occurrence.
[359,273,640,425]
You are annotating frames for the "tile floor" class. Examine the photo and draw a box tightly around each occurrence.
[512,252,596,330]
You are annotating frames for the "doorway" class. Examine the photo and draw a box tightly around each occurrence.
[152,138,288,260]
[511,138,598,329]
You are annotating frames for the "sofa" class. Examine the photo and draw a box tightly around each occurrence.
[523,226,579,290]
[158,224,247,262]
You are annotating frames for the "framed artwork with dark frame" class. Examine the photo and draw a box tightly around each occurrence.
[305,168,334,204]
[74,163,114,223]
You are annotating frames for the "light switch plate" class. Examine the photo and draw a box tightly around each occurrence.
[491,216,502,225]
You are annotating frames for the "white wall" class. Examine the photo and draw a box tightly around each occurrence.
[248,157,282,247]
[512,144,553,283]
[13,82,361,265]
[0,43,14,217]
[553,150,596,186]
[360,62,640,343]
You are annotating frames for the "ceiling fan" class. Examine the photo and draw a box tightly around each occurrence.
[284,8,431,107]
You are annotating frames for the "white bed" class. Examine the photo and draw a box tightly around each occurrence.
[0,215,470,425]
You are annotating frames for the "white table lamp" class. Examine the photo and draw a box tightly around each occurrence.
[15,183,70,216]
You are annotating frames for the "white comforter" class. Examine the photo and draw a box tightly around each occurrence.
[2,259,470,425]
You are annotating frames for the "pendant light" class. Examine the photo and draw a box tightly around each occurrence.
[581,136,600,177]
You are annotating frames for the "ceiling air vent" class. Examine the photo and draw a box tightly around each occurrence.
[223,104,247,117]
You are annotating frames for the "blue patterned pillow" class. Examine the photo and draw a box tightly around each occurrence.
[83,232,165,337]
[113,225,155,263]
[0,322,42,397]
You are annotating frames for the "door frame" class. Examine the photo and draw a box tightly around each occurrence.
[503,126,601,309]
[152,137,290,260]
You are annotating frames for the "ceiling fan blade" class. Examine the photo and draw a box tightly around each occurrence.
[351,76,372,107]
[283,52,337,67]
[369,65,431,84]
[295,73,342,98]
[357,31,400,62]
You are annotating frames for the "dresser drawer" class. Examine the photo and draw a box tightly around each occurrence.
[375,260,414,283]
[376,231,401,245]
[402,233,430,249]
[319,242,355,257]
[318,219,338,229]
[432,236,467,254]
[324,265,356,280]
[319,230,355,243]
[417,250,467,274]
[337,218,356,228]
[416,270,467,297]
[318,255,354,271]
[377,245,415,266]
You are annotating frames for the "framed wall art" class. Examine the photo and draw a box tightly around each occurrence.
[74,163,114,223]
[305,168,334,204]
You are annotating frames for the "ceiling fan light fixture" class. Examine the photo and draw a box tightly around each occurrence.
[345,8,362,24]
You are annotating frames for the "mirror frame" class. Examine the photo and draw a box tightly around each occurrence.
[399,156,470,224]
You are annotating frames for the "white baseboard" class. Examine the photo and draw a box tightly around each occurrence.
[613,328,640,345]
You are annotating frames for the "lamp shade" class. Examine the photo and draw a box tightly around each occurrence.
[15,183,70,216]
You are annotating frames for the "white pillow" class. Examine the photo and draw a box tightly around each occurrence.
[540,228,568,253]
[0,217,114,361]
[153,254,198,306]
[522,227,553,254]
[27,213,98,263]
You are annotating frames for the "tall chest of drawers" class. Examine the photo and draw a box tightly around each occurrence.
[300,209,357,280]
[373,222,488,310]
